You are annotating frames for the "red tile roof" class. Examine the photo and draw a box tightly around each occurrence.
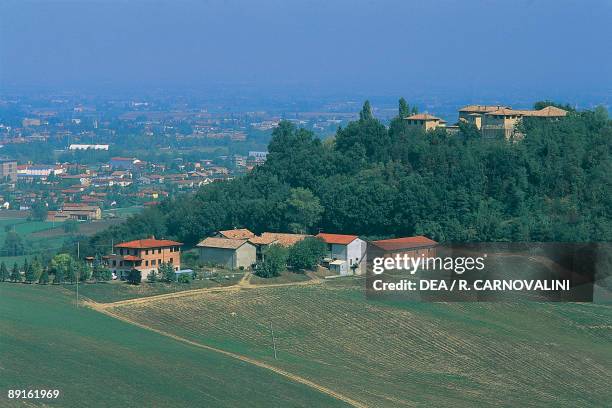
[218,228,255,240]
[256,232,310,247]
[122,255,142,261]
[115,239,182,249]
[371,236,437,251]
[197,237,249,250]
[316,233,358,245]
[405,113,442,121]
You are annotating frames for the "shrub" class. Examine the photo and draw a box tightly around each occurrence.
[177,273,191,284]
[147,271,157,283]
[287,237,326,271]
[127,268,142,285]
[255,244,288,278]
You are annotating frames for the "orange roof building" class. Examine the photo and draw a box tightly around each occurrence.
[369,236,438,259]
[108,237,183,281]
[317,233,359,245]
[216,228,255,240]
[404,113,446,132]
[196,237,256,270]
[317,233,366,275]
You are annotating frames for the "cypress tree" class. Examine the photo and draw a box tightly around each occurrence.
[38,268,50,284]
[10,262,21,282]
[0,262,8,282]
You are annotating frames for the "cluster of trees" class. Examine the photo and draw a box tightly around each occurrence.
[0,254,113,285]
[255,237,326,278]
[145,262,182,284]
[84,99,610,257]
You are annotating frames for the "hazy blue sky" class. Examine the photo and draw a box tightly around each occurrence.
[1,0,611,99]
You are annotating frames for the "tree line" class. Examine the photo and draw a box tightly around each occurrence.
[0,254,112,284]
[81,99,610,258]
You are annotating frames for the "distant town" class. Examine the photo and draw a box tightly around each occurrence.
[0,96,569,216]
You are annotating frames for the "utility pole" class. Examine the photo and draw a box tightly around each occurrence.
[269,322,278,360]
[75,241,79,307]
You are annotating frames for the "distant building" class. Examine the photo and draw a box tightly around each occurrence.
[369,236,438,260]
[197,237,256,270]
[233,155,247,167]
[458,105,509,129]
[109,157,139,170]
[459,105,568,140]
[47,204,102,222]
[215,228,255,240]
[69,144,109,151]
[22,118,41,127]
[17,164,64,179]
[316,233,367,275]
[108,238,183,280]
[249,232,310,261]
[0,159,17,183]
[248,151,268,163]
[404,114,446,132]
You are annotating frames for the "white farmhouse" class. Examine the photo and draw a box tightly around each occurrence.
[316,233,367,275]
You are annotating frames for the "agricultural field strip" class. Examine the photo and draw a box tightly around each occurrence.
[103,285,612,407]
[82,275,367,407]
[88,300,366,408]
[91,274,322,308]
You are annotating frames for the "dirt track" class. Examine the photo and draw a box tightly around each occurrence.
[84,273,365,407]
[90,272,322,309]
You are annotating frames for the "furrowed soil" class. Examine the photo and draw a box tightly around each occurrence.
[0,284,349,408]
[107,276,612,407]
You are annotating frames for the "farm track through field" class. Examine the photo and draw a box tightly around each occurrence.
[82,274,367,407]
[91,272,322,309]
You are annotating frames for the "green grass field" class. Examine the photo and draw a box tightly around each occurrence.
[3,253,611,407]
[0,284,347,407]
[61,277,243,303]
[108,276,612,407]
[0,209,138,267]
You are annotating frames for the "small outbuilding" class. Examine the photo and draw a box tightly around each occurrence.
[196,237,256,270]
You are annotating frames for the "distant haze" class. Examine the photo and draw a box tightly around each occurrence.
[1,0,611,102]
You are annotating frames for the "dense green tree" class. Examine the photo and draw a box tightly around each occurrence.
[10,262,21,282]
[38,268,50,284]
[0,262,8,282]
[287,237,326,271]
[83,103,612,250]
[147,270,157,283]
[3,231,24,257]
[159,262,176,282]
[93,265,112,282]
[24,262,36,283]
[127,268,141,285]
[50,254,74,284]
[79,262,92,282]
[285,188,323,233]
[255,244,288,278]
[177,273,191,284]
[398,97,410,118]
[30,259,43,281]
[65,261,76,284]
[30,202,48,221]
[359,100,374,121]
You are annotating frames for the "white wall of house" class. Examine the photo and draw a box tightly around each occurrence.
[330,238,367,275]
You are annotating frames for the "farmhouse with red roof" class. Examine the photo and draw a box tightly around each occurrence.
[108,237,183,281]
[369,236,438,259]
[316,233,367,275]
